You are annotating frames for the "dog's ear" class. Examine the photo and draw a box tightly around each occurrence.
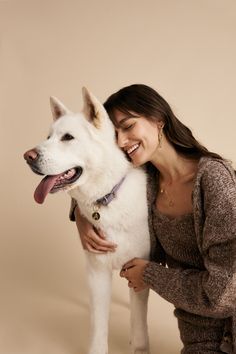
[82,87,106,129]
[50,96,71,121]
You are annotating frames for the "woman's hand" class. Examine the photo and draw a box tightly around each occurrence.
[120,258,150,292]
[74,206,117,254]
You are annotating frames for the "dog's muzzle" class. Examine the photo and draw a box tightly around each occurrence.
[24,148,83,204]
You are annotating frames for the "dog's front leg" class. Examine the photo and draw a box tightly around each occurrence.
[86,256,112,354]
[129,288,150,354]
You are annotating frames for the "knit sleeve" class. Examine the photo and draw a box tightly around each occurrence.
[143,160,236,318]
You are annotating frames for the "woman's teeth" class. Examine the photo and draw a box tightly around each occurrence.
[127,143,140,155]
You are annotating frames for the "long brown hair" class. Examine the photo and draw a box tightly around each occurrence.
[104,84,223,161]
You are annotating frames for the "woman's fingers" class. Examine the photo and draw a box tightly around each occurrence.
[120,268,129,278]
[85,236,115,252]
[82,227,117,253]
[93,226,106,239]
[121,258,136,271]
[86,232,117,251]
[86,243,108,254]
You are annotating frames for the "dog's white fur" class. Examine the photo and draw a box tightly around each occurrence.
[32,88,150,354]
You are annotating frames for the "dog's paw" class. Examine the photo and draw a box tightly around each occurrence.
[130,344,150,354]
[130,343,150,354]
[88,349,108,354]
[88,348,108,354]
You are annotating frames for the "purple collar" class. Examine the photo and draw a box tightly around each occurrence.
[96,176,126,206]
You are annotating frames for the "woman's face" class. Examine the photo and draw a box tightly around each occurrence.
[113,110,161,166]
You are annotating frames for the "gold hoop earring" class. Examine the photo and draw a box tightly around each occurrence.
[158,125,164,148]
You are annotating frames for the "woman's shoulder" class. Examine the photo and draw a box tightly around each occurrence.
[192,157,236,223]
[198,156,235,180]
[196,156,236,190]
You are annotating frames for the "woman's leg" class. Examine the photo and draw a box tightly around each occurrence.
[175,309,226,354]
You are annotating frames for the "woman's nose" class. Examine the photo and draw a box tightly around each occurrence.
[116,131,128,148]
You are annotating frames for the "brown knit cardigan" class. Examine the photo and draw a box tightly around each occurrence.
[143,157,236,353]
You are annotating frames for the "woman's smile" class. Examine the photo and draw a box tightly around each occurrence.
[126,143,141,156]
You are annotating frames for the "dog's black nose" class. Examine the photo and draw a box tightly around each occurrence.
[24,149,39,163]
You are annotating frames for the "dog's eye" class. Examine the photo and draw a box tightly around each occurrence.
[61,133,74,141]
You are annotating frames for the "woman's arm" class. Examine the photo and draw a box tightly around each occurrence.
[70,199,117,253]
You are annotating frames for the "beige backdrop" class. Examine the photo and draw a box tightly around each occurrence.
[0,1,236,353]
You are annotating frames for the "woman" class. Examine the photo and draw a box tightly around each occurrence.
[70,84,236,353]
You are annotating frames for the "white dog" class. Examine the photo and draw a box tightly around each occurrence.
[24,88,151,354]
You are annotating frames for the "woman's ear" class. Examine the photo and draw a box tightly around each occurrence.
[157,121,165,129]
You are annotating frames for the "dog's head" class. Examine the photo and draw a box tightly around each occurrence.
[24,88,119,204]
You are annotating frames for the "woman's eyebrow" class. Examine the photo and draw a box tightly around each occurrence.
[119,115,138,125]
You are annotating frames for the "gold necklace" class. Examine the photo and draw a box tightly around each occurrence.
[159,170,197,208]
[159,187,174,207]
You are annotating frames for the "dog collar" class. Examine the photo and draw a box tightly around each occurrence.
[92,176,126,220]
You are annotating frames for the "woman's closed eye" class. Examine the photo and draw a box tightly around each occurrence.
[123,123,135,131]
[115,121,136,139]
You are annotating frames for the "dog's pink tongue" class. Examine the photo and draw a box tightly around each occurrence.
[34,175,60,204]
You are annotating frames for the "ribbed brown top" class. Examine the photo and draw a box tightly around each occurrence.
[153,209,204,270]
